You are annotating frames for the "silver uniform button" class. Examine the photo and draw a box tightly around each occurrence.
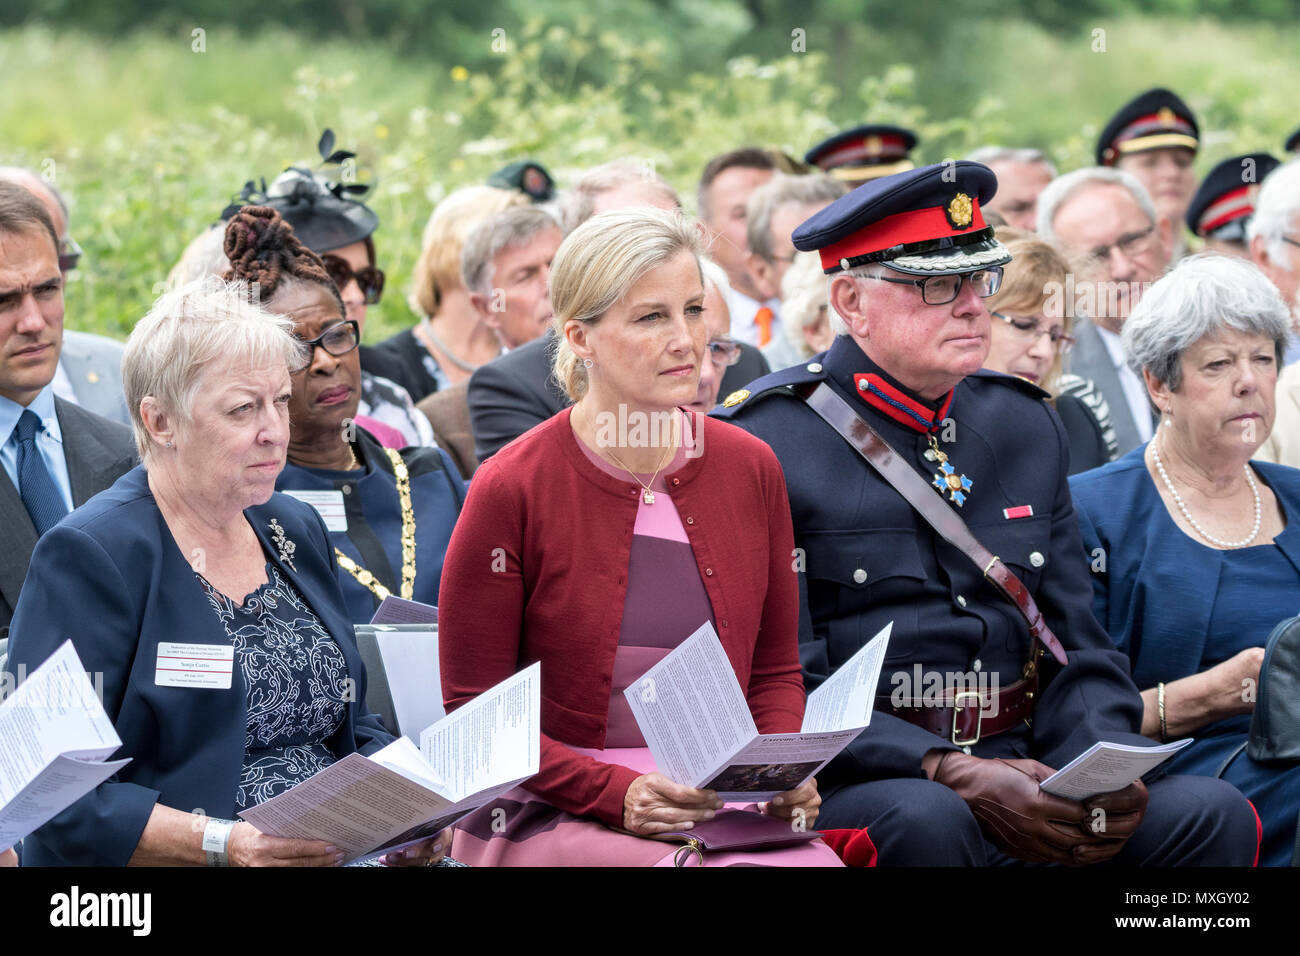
[973,659,982,672]
[956,595,968,607]
[858,379,869,391]
[1029,551,1045,568]
[852,568,867,584]
[807,362,823,374]
[962,746,972,755]
[342,485,352,495]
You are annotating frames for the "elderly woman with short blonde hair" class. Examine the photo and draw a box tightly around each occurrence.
[1071,254,1300,865]
[4,279,446,867]
[438,207,842,865]
[368,186,526,401]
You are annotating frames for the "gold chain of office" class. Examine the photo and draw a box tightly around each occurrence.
[333,446,416,601]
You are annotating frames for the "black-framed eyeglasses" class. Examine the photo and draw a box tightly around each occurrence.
[861,266,1004,305]
[992,312,1076,354]
[292,319,360,372]
[58,236,82,272]
[707,339,742,367]
[1281,236,1300,251]
[1087,225,1156,263]
[321,254,385,305]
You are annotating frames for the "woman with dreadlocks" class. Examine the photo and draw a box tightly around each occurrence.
[223,206,467,627]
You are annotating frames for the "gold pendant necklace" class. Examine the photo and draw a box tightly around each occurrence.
[576,403,678,504]
[605,443,673,504]
[334,446,417,600]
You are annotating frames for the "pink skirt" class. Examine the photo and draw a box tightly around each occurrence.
[450,747,844,867]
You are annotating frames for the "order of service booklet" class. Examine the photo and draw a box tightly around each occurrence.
[238,662,539,863]
[0,639,131,852]
[624,621,891,801]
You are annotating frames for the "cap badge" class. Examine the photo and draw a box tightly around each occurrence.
[946,192,974,230]
[722,388,750,408]
[1157,106,1176,126]
[864,135,883,156]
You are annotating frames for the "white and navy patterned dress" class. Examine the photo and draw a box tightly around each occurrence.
[196,563,349,812]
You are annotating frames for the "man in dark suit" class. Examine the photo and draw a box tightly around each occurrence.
[1,166,132,426]
[0,183,136,635]
[468,328,769,463]
[1037,166,1171,455]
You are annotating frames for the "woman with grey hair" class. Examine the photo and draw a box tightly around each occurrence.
[1070,254,1300,865]
[3,279,448,867]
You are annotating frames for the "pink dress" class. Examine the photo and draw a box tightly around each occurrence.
[450,433,842,866]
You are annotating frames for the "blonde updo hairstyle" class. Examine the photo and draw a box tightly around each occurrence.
[408,185,528,319]
[549,206,704,402]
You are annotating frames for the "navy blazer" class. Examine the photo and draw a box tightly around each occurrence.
[1071,446,1300,691]
[3,466,393,866]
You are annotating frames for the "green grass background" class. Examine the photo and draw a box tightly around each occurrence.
[1,15,1296,341]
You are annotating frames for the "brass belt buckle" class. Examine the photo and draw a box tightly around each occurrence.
[951,690,983,746]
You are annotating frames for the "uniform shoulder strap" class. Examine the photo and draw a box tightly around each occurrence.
[802,381,1068,667]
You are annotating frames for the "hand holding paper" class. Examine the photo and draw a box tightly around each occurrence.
[0,640,131,852]
[239,662,540,863]
[624,621,892,802]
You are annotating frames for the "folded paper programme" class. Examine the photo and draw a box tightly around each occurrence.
[0,640,130,851]
[239,662,539,863]
[625,622,891,801]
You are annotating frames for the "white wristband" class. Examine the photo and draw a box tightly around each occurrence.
[202,818,237,867]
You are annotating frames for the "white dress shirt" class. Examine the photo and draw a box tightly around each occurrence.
[0,384,75,512]
[727,288,782,347]
[1097,324,1155,443]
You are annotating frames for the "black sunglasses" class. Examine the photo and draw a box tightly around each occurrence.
[321,254,385,305]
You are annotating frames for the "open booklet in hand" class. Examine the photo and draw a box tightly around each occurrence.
[624,621,891,801]
[1039,738,1193,801]
[0,640,131,852]
[238,662,539,864]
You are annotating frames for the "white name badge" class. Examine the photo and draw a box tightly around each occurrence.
[283,489,348,532]
[155,642,235,689]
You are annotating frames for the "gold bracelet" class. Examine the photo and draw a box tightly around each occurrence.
[1157,682,1168,742]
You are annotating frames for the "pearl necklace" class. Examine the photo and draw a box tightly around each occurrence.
[1150,440,1261,549]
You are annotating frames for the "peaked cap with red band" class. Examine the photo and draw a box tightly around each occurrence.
[1186,153,1280,240]
[792,160,1011,276]
[1096,87,1199,166]
[805,124,919,184]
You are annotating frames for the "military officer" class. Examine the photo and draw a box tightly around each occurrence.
[805,124,919,190]
[715,161,1258,866]
[1186,152,1280,259]
[1096,88,1200,258]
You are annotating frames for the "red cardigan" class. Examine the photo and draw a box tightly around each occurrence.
[438,407,804,827]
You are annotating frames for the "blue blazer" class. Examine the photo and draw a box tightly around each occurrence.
[3,466,394,866]
[1070,446,1300,690]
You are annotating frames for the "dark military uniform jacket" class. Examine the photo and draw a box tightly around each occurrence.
[715,334,1149,790]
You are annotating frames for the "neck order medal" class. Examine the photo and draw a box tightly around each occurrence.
[927,434,973,507]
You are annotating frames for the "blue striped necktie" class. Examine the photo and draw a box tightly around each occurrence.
[13,409,68,535]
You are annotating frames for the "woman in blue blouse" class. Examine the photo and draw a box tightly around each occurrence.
[4,279,446,866]
[1071,254,1300,866]
[222,206,467,622]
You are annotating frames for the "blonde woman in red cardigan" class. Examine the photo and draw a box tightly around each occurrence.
[438,207,842,865]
